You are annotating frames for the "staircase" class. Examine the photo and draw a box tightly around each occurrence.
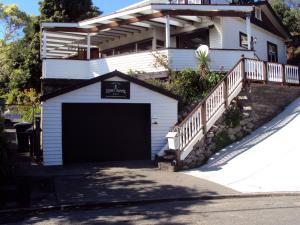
[158,57,300,171]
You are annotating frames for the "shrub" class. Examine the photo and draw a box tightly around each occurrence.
[203,71,224,89]
[213,131,233,151]
[167,69,203,104]
[196,51,210,77]
[4,88,40,122]
[146,79,168,90]
[225,103,242,128]
[127,69,145,77]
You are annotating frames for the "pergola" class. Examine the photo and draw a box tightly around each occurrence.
[41,3,254,59]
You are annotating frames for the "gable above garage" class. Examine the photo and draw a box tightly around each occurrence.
[40,70,178,102]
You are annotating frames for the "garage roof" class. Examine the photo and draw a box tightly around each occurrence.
[40,71,178,101]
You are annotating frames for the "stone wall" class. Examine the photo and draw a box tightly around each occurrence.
[179,83,300,170]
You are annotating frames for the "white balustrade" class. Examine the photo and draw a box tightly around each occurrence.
[245,59,264,81]
[267,62,283,82]
[169,58,299,154]
[178,107,202,149]
[227,62,243,96]
[285,65,299,84]
[175,59,245,151]
[206,84,224,121]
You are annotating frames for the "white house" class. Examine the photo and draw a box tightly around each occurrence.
[41,0,290,91]
[40,0,295,166]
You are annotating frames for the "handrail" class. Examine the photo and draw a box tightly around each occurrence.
[173,57,300,154]
[176,58,243,127]
[173,58,244,152]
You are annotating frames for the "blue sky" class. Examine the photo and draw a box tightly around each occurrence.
[1,0,141,16]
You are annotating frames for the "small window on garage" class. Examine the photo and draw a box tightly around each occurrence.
[267,41,278,63]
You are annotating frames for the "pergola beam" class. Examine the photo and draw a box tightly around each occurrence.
[44,10,249,33]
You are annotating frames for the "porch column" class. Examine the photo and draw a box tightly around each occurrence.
[152,28,157,50]
[165,15,171,48]
[246,15,251,50]
[42,30,47,58]
[87,33,91,60]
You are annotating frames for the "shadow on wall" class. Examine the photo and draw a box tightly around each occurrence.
[201,96,300,171]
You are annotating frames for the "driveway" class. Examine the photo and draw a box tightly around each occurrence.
[22,161,236,208]
[185,96,300,193]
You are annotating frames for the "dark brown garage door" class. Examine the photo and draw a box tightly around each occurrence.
[62,103,151,164]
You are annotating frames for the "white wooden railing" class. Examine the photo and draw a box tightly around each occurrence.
[268,63,283,82]
[166,58,299,161]
[245,58,264,81]
[245,58,300,85]
[285,65,299,84]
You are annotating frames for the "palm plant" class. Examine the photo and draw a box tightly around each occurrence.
[196,51,210,77]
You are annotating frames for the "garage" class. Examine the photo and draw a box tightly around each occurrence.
[40,71,178,166]
[62,103,151,164]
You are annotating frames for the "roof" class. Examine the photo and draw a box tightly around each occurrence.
[254,1,291,39]
[40,71,178,101]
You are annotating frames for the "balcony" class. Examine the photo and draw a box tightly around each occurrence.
[42,48,255,80]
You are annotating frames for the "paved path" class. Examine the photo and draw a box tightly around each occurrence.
[185,96,300,193]
[8,196,300,225]
[21,161,236,209]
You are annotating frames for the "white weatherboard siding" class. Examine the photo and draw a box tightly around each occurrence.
[209,18,223,48]
[222,17,286,64]
[42,77,178,166]
[44,49,254,79]
[90,50,168,76]
[169,49,254,72]
[42,60,90,79]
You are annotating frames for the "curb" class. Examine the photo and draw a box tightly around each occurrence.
[1,192,300,215]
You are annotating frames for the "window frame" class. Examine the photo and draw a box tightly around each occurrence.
[255,7,262,20]
[239,32,248,49]
[267,41,278,63]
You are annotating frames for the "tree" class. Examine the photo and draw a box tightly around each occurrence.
[0,3,29,45]
[269,0,300,35]
[0,0,102,101]
[39,0,102,22]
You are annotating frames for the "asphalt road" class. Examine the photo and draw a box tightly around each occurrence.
[5,195,300,225]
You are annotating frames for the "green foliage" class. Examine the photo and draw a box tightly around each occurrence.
[5,88,41,122]
[213,131,233,151]
[225,104,242,128]
[39,0,102,22]
[196,51,210,76]
[146,79,168,90]
[127,69,146,77]
[203,72,223,90]
[168,69,203,104]
[0,3,29,45]
[0,0,102,107]
[270,0,300,35]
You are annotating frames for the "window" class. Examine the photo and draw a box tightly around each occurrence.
[240,32,248,48]
[176,29,209,49]
[267,41,278,62]
[255,7,262,20]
